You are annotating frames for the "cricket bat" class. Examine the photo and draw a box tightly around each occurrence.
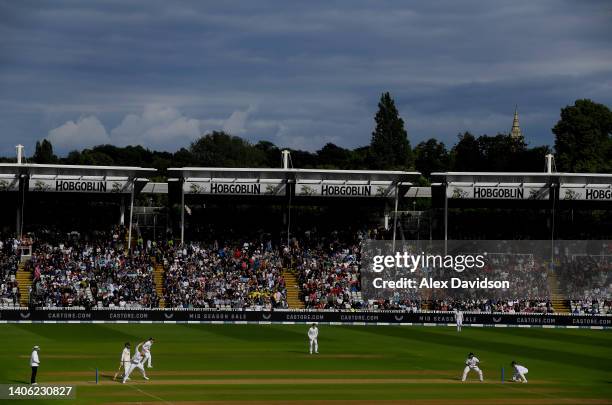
[113,364,123,380]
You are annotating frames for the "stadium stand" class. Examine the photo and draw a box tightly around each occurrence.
[26,228,159,308]
[0,237,20,307]
[164,241,288,310]
[0,226,609,314]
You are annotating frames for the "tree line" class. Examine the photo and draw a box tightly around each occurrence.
[3,95,611,181]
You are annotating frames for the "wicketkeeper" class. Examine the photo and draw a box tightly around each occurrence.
[511,361,528,383]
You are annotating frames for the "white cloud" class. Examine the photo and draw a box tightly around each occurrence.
[47,115,111,150]
[269,119,349,151]
[110,105,202,149]
[45,104,263,152]
[222,105,256,135]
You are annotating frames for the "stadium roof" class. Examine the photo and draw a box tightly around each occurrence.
[554,173,612,186]
[0,163,156,178]
[431,172,612,186]
[168,167,419,182]
[404,186,432,198]
[431,172,554,185]
[142,182,168,194]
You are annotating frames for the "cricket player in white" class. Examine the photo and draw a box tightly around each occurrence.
[116,343,131,381]
[122,342,149,383]
[461,352,483,382]
[455,309,463,332]
[308,323,319,354]
[511,361,528,383]
[142,337,154,368]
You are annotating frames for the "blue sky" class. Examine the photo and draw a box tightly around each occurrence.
[1,0,611,156]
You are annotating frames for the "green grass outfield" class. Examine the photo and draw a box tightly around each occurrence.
[0,324,610,404]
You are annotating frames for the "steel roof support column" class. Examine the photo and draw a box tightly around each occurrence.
[119,197,125,225]
[444,181,448,255]
[392,183,399,251]
[286,182,292,248]
[17,174,27,239]
[127,181,135,251]
[180,178,185,246]
[550,183,556,275]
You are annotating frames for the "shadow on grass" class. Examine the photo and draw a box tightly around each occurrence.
[358,326,611,372]
[99,373,116,381]
[193,324,306,343]
[7,379,30,384]
[477,327,612,349]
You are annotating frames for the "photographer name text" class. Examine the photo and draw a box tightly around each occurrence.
[372,277,510,290]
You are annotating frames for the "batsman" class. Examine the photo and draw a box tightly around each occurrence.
[114,342,131,381]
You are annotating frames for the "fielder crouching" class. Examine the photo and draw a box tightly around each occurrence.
[511,361,528,383]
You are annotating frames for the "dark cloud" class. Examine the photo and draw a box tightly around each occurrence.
[0,0,611,155]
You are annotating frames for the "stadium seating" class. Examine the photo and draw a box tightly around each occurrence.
[0,228,609,314]
[0,238,20,307]
[163,242,287,309]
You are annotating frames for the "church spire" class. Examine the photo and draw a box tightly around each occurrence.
[510,105,523,139]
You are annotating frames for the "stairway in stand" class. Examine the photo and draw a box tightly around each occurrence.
[16,262,32,307]
[421,301,432,311]
[548,270,570,314]
[283,270,305,309]
[153,263,166,308]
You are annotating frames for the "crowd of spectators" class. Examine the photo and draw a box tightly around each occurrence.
[292,228,377,310]
[27,227,159,308]
[0,226,609,314]
[295,245,361,310]
[556,245,612,315]
[570,299,612,315]
[164,239,287,309]
[429,299,553,313]
[292,231,561,312]
[0,237,20,307]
